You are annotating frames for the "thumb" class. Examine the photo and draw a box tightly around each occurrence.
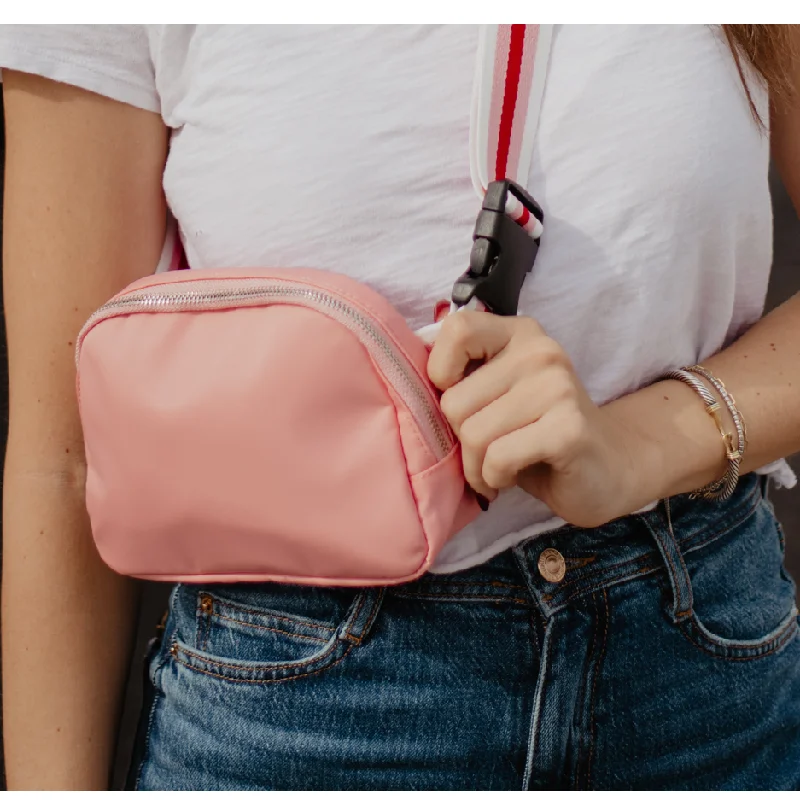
[427,311,514,391]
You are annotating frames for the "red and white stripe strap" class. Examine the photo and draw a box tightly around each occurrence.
[470,24,552,239]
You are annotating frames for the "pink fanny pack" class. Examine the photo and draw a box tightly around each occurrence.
[75,25,552,586]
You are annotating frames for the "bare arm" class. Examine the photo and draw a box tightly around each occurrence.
[429,36,800,526]
[2,72,167,789]
[605,37,800,510]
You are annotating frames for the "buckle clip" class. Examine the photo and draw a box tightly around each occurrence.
[451,180,543,317]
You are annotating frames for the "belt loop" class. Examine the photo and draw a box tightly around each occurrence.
[642,498,694,623]
[342,588,385,645]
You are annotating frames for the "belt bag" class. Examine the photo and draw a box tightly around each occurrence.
[76,25,552,586]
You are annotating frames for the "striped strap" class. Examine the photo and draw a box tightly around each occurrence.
[470,24,553,239]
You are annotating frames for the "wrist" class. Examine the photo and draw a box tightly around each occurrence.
[601,377,729,507]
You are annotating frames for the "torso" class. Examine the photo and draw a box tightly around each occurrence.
[17,24,772,570]
[147,25,772,570]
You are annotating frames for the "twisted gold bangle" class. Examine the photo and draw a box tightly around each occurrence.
[686,364,747,458]
[663,368,743,501]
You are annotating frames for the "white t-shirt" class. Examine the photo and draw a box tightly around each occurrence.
[0,24,792,572]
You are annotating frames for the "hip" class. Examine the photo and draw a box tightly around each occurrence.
[128,473,800,790]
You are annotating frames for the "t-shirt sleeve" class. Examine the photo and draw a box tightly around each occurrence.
[0,25,159,113]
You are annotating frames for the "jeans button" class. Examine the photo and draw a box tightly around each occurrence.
[538,548,566,583]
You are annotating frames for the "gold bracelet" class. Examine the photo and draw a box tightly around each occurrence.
[663,368,742,501]
[685,365,747,459]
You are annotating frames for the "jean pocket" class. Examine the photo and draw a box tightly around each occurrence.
[167,583,383,683]
[680,497,799,661]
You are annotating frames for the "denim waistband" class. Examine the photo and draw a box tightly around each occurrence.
[394,473,765,615]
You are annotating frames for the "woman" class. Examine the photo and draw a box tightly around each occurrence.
[2,24,800,790]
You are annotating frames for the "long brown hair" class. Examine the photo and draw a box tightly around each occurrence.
[722,25,797,120]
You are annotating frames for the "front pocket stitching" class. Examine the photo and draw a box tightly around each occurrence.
[172,635,338,674]
[390,590,529,604]
[396,580,528,592]
[549,553,659,602]
[212,611,330,643]
[172,591,375,677]
[690,607,798,651]
[545,552,654,596]
[679,611,799,662]
[172,641,355,685]
[549,563,660,608]
[204,593,336,633]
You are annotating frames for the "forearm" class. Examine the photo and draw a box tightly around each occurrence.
[2,455,141,789]
[603,292,800,510]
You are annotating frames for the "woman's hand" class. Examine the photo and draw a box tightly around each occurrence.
[427,311,650,528]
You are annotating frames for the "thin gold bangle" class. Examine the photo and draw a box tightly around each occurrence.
[685,365,747,458]
[663,369,741,501]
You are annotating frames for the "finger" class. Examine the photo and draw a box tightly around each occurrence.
[439,350,516,435]
[427,312,516,391]
[482,408,587,491]
[440,334,565,434]
[458,376,567,494]
[458,386,532,498]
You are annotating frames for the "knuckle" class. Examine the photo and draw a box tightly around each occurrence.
[458,418,486,453]
[559,411,589,452]
[439,389,463,427]
[511,335,567,373]
[535,337,568,368]
[515,315,545,338]
[512,343,540,372]
[483,441,514,488]
[442,311,474,345]
[550,369,578,402]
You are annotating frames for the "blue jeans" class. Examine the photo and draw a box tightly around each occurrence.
[127,474,800,790]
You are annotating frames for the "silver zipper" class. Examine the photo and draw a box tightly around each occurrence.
[78,279,453,460]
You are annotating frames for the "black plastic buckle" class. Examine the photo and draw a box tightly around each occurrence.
[451,180,544,317]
